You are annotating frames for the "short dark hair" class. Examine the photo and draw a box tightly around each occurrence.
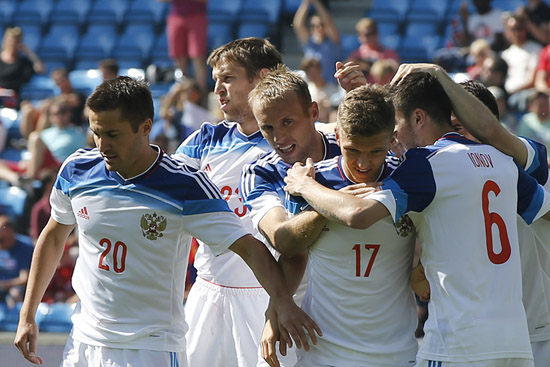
[337,84,395,138]
[207,37,283,81]
[460,80,499,119]
[390,72,452,127]
[86,76,153,132]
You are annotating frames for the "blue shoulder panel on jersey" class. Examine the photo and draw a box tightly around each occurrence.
[522,137,549,185]
[381,147,437,221]
[182,198,232,215]
[516,162,547,224]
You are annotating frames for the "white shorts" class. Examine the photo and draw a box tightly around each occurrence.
[532,339,550,367]
[256,342,298,367]
[415,358,534,367]
[184,276,269,367]
[61,334,186,367]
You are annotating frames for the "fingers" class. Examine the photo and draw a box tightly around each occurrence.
[262,339,280,367]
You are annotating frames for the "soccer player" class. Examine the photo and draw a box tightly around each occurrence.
[13,76,319,366]
[280,84,418,366]
[284,64,550,367]
[240,66,342,366]
[172,37,285,367]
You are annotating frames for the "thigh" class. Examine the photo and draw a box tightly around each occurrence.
[166,14,188,58]
[185,13,207,58]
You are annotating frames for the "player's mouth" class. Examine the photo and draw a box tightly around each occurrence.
[277,144,295,154]
[219,98,228,109]
[102,154,117,163]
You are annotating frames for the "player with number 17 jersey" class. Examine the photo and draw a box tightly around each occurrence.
[289,155,418,367]
[50,146,249,352]
[368,133,550,363]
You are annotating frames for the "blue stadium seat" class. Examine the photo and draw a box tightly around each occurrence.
[0,185,28,223]
[340,33,360,59]
[20,85,56,103]
[125,0,170,27]
[113,23,156,68]
[367,0,412,23]
[402,20,440,40]
[207,0,242,20]
[492,0,523,12]
[69,69,103,91]
[238,0,282,24]
[19,24,43,53]
[0,0,17,21]
[377,19,402,38]
[380,34,401,50]
[74,24,118,65]
[40,55,70,75]
[0,302,23,332]
[88,0,131,26]
[38,303,75,333]
[407,0,449,22]
[13,0,54,28]
[38,24,80,61]
[150,34,172,67]
[208,23,235,50]
[49,0,92,27]
[282,0,302,16]
[0,108,21,145]
[237,21,270,39]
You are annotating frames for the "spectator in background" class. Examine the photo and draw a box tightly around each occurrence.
[501,14,542,112]
[19,68,87,139]
[467,38,493,80]
[161,0,208,98]
[300,57,341,123]
[517,92,550,162]
[29,170,56,242]
[348,18,399,68]
[370,58,398,85]
[24,99,87,180]
[0,27,44,109]
[535,44,550,96]
[459,0,506,51]
[480,54,508,98]
[0,215,33,309]
[293,0,341,85]
[98,58,119,81]
[517,0,550,46]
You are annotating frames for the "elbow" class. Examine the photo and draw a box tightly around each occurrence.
[344,208,372,229]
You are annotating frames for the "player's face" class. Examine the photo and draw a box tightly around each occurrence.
[337,129,392,183]
[254,92,320,164]
[212,62,259,124]
[451,113,478,142]
[89,108,153,179]
[394,110,419,153]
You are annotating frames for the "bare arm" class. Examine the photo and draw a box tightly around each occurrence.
[392,63,529,168]
[0,269,29,289]
[259,206,327,256]
[229,234,321,350]
[284,159,390,229]
[293,0,311,44]
[14,218,75,365]
[535,68,550,95]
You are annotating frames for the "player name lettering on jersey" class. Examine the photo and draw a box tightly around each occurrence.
[468,152,494,168]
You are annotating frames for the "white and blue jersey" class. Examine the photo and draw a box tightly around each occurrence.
[174,121,272,287]
[293,155,418,367]
[241,131,340,230]
[50,146,249,352]
[368,133,550,363]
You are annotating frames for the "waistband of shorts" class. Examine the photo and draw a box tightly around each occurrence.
[197,276,265,290]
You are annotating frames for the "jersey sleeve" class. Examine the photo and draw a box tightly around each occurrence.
[50,181,76,225]
[516,163,550,224]
[183,211,251,256]
[240,162,285,230]
[368,148,437,224]
[519,137,548,185]
[173,124,209,169]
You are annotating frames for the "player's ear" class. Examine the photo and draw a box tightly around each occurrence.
[412,108,426,127]
[310,101,319,122]
[258,68,270,79]
[141,118,153,136]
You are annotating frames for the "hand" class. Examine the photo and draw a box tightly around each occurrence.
[261,307,283,367]
[410,264,430,302]
[272,297,322,352]
[14,319,44,365]
[339,182,381,198]
[390,63,445,86]
[334,61,367,93]
[284,158,315,196]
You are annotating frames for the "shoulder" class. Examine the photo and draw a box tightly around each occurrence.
[59,148,103,174]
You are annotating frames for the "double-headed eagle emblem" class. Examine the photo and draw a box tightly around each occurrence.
[140,212,167,240]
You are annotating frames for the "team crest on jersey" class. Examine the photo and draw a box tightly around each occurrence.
[395,214,414,237]
[140,212,167,240]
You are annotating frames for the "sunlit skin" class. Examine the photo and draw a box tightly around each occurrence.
[89,108,157,179]
[451,113,478,142]
[253,92,324,164]
[337,129,393,184]
[394,110,418,153]
[212,61,262,134]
